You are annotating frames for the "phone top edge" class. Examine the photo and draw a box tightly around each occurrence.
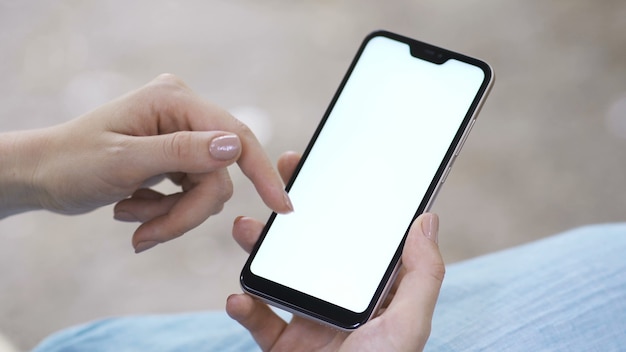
[366,30,494,79]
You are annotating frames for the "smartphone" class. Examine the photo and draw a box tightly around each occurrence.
[240,30,494,330]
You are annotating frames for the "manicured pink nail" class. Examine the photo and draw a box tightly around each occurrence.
[114,211,138,222]
[135,241,159,254]
[283,191,294,213]
[234,215,244,225]
[421,213,439,244]
[209,134,241,161]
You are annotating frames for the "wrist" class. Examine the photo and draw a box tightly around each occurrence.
[0,129,50,218]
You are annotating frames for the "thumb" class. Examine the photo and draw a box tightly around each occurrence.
[379,213,444,350]
[130,131,241,178]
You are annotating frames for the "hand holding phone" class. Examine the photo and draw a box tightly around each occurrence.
[227,151,444,351]
[240,30,493,330]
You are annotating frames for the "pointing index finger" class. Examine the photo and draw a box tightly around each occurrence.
[234,121,293,213]
[152,84,293,214]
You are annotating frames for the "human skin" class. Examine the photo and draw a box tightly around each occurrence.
[227,151,445,352]
[0,75,443,349]
[0,74,292,252]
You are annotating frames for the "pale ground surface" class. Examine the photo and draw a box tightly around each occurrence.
[1,1,625,350]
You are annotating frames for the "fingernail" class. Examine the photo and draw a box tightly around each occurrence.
[421,213,439,244]
[283,191,294,213]
[234,215,244,225]
[114,211,138,222]
[209,134,241,161]
[135,241,159,254]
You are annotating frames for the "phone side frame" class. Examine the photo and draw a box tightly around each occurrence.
[423,66,495,211]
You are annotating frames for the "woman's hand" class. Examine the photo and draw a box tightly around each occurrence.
[0,74,292,252]
[226,152,445,351]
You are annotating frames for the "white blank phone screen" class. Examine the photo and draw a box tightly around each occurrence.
[251,36,485,313]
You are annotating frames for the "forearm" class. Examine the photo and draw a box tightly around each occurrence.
[0,129,49,218]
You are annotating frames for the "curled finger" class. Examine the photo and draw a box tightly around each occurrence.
[131,169,234,252]
[233,216,266,253]
[226,293,287,351]
[114,189,182,223]
[277,151,302,185]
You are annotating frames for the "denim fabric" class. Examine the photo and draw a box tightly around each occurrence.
[32,312,259,352]
[427,223,626,351]
[34,224,626,351]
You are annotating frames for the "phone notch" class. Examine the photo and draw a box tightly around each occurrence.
[409,43,449,64]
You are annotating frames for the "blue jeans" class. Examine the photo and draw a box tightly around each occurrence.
[34,223,626,351]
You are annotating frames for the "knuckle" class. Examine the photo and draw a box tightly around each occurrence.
[208,172,234,214]
[217,173,234,203]
[164,132,194,165]
[154,73,186,87]
[211,203,225,216]
[144,74,191,111]
[431,262,446,283]
[197,171,234,216]
[232,118,254,138]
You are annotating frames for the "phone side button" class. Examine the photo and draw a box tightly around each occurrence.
[455,118,476,156]
[440,166,452,184]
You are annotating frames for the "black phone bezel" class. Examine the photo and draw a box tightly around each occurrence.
[240,30,493,330]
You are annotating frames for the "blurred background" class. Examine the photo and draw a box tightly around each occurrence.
[1,0,625,350]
